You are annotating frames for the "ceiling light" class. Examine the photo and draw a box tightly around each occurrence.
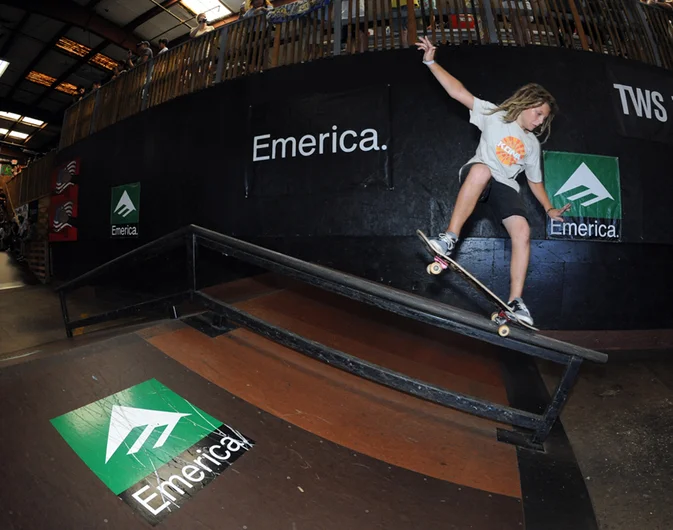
[0,60,9,78]
[0,111,21,121]
[56,37,89,58]
[21,117,44,126]
[8,131,29,140]
[91,53,117,71]
[26,71,79,96]
[56,37,118,71]
[180,0,231,21]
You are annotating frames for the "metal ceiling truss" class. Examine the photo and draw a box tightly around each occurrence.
[0,0,222,145]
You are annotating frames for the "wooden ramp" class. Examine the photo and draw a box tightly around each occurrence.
[0,274,597,529]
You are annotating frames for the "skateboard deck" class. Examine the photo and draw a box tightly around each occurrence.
[416,229,538,336]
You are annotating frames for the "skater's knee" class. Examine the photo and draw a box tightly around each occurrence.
[517,224,530,244]
[466,164,492,186]
[504,215,530,244]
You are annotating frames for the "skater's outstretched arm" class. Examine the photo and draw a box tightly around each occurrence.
[416,36,474,110]
[528,180,571,221]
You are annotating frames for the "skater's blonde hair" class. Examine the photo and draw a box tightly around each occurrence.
[487,83,558,143]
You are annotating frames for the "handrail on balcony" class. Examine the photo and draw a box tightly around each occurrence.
[55,0,673,151]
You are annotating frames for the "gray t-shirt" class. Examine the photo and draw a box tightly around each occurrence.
[463,97,542,193]
[140,47,153,61]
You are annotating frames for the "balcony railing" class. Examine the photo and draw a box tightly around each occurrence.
[49,0,673,150]
[4,150,56,207]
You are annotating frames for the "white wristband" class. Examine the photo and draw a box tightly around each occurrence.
[423,60,435,65]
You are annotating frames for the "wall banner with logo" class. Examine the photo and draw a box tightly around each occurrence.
[49,184,79,242]
[49,158,81,243]
[110,183,140,239]
[245,85,392,197]
[606,61,673,145]
[50,379,254,525]
[51,158,80,193]
[543,151,622,242]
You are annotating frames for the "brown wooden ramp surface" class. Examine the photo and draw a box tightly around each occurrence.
[0,326,523,529]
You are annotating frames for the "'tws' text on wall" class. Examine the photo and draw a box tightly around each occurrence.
[607,61,673,144]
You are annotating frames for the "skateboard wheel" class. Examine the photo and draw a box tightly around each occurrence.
[427,262,443,275]
[490,312,499,322]
[498,324,510,337]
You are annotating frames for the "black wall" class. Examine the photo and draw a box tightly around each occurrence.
[53,44,673,330]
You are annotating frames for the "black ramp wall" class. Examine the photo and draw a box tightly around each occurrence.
[53,44,673,330]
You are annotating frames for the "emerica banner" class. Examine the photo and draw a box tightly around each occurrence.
[50,379,254,525]
[543,151,622,242]
[246,85,392,197]
[607,61,673,144]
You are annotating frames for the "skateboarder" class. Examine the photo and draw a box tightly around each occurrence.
[416,36,570,326]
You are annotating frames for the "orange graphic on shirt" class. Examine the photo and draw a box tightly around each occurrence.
[496,137,525,166]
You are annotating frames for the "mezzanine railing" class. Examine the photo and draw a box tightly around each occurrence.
[43,0,673,150]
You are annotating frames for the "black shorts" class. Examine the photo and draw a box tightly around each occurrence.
[459,163,528,223]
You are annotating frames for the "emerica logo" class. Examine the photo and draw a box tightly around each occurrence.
[549,218,618,239]
[110,183,140,238]
[50,379,254,525]
[113,191,137,218]
[253,125,387,161]
[554,162,614,208]
[130,431,249,519]
[105,406,189,462]
[543,151,622,242]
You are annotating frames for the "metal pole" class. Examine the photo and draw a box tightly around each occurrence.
[532,355,584,444]
[480,0,500,44]
[141,60,154,111]
[59,291,73,338]
[148,0,192,26]
[89,89,100,136]
[333,0,342,56]
[215,26,229,83]
[186,232,196,296]
[635,3,662,68]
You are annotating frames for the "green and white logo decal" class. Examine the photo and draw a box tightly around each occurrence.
[543,151,622,242]
[110,183,140,238]
[50,379,253,525]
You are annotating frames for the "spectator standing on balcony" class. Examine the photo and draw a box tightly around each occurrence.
[243,0,273,18]
[111,63,127,79]
[415,36,570,326]
[158,38,169,54]
[643,0,673,9]
[190,13,214,38]
[128,41,153,67]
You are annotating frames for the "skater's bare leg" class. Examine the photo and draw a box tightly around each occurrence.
[447,163,492,237]
[502,215,530,301]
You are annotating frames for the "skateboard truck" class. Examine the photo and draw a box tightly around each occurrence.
[427,255,449,275]
[427,255,516,337]
[490,310,516,338]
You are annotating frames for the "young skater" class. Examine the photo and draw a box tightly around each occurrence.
[416,36,570,325]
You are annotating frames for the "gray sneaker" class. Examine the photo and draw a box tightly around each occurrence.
[428,232,457,256]
[508,297,533,326]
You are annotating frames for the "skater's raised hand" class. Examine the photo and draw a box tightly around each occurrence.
[416,36,436,63]
[546,203,571,222]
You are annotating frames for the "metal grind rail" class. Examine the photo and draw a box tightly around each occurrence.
[56,224,608,450]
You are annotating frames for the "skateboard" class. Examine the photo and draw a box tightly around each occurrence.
[416,229,538,337]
